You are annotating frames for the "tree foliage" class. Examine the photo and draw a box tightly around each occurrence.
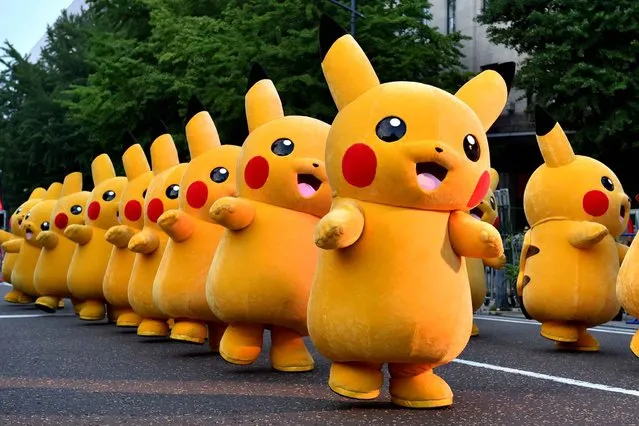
[478,0,639,193]
[0,0,469,210]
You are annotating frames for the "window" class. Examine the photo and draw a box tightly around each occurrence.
[447,0,456,33]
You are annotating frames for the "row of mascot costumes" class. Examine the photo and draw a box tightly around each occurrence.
[1,15,638,409]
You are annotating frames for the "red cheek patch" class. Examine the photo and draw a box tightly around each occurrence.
[124,200,142,222]
[493,216,501,229]
[467,171,490,208]
[87,201,100,221]
[54,213,69,230]
[342,143,377,188]
[186,181,208,208]
[147,198,164,223]
[583,190,609,217]
[245,156,269,189]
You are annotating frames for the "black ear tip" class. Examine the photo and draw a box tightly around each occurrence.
[186,95,207,122]
[483,61,516,93]
[534,105,556,136]
[247,62,269,92]
[151,119,170,139]
[319,14,348,62]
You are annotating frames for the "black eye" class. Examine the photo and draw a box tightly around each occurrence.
[15,207,22,214]
[271,138,294,156]
[40,222,50,231]
[211,167,230,183]
[102,190,116,201]
[25,212,31,219]
[165,184,180,199]
[142,189,147,198]
[490,197,496,210]
[601,176,614,192]
[70,205,83,215]
[376,116,406,142]
[463,134,481,162]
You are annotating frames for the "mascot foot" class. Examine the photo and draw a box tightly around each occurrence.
[389,364,453,409]
[171,320,207,344]
[555,329,600,352]
[34,296,61,313]
[219,323,264,365]
[328,361,383,400]
[137,318,170,337]
[79,300,106,321]
[116,311,142,327]
[207,323,227,353]
[270,326,314,372]
[70,299,83,315]
[540,321,579,342]
[471,322,480,337]
[630,331,639,358]
[4,290,33,304]
[57,299,65,308]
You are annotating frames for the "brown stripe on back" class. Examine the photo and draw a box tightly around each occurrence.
[522,275,531,288]
[525,245,540,259]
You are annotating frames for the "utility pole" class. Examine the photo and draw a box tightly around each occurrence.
[326,0,364,35]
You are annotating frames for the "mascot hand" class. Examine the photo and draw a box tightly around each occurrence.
[36,231,59,249]
[128,229,160,254]
[209,197,255,231]
[105,225,135,248]
[158,210,193,242]
[64,224,93,245]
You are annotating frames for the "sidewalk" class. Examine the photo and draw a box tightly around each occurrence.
[477,307,639,331]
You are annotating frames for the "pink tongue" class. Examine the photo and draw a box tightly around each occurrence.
[25,231,33,240]
[417,173,442,191]
[298,183,316,198]
[471,214,481,220]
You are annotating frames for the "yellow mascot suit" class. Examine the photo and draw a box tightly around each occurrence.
[307,15,512,408]
[153,96,240,347]
[2,187,47,304]
[206,63,332,372]
[33,172,91,312]
[7,182,63,302]
[128,121,187,337]
[66,154,127,321]
[467,168,506,336]
[103,139,153,327]
[617,225,639,357]
[517,105,629,351]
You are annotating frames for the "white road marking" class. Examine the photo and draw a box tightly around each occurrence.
[1,282,11,287]
[453,358,639,397]
[475,315,636,336]
[0,314,75,319]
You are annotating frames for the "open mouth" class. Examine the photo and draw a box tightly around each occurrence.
[297,174,322,198]
[25,230,33,240]
[416,162,448,191]
[470,207,484,220]
[620,205,626,224]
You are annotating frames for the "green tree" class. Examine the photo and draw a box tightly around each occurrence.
[478,0,639,194]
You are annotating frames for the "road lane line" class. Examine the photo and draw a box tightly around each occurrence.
[475,316,636,336]
[1,282,11,287]
[0,314,75,319]
[453,358,639,397]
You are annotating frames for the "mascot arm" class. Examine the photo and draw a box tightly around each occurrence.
[567,221,608,249]
[36,231,59,249]
[1,239,22,253]
[449,210,503,259]
[314,198,364,250]
[617,242,630,264]
[0,230,13,244]
[105,225,136,249]
[64,224,93,245]
[209,197,255,231]
[484,253,507,269]
[516,231,531,296]
[128,228,159,254]
[158,209,194,242]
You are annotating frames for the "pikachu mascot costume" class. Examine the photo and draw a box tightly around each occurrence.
[2,187,46,304]
[153,96,240,346]
[517,106,629,351]
[7,182,63,301]
[128,122,187,337]
[33,172,91,312]
[307,16,512,408]
[617,225,639,357]
[467,169,506,336]
[66,154,128,321]
[103,139,153,327]
[206,64,332,372]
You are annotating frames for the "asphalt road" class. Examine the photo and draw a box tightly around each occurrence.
[1,284,639,425]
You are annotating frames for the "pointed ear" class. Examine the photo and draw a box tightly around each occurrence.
[44,182,63,200]
[122,144,150,181]
[489,168,499,192]
[455,62,514,131]
[245,63,284,133]
[28,187,47,200]
[534,105,575,168]
[319,14,380,110]
[61,172,83,196]
[185,95,221,158]
[91,154,116,186]
[150,132,179,175]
